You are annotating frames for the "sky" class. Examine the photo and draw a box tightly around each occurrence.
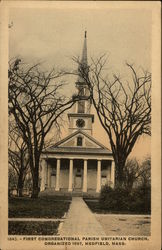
[9,2,152,160]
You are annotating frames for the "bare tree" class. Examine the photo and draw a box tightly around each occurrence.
[76,55,151,186]
[139,156,151,188]
[123,158,140,192]
[8,59,79,198]
[8,122,29,196]
[123,157,151,192]
[8,167,18,196]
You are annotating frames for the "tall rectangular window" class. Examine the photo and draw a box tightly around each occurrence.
[77,137,83,146]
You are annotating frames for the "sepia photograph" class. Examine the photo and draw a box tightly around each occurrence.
[0,1,161,250]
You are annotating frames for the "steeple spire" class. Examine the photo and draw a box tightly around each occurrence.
[77,31,88,84]
[80,30,88,67]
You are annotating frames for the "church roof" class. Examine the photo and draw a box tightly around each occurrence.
[43,130,112,156]
[43,146,111,156]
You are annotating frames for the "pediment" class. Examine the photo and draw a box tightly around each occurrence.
[50,130,107,150]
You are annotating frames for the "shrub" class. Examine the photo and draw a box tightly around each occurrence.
[99,185,130,211]
[99,184,151,214]
[130,185,151,213]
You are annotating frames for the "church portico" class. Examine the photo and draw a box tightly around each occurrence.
[40,155,115,194]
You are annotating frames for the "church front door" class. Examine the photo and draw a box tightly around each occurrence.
[74,166,83,189]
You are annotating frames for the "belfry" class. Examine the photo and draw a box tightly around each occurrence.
[40,32,115,195]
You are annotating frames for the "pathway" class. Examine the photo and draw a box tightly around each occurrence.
[59,197,106,235]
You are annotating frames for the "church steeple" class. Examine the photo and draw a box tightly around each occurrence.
[68,31,94,135]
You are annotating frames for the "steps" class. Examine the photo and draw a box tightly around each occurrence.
[39,188,71,197]
[72,192,83,197]
[39,188,99,198]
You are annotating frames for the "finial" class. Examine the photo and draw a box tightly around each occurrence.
[85,30,87,38]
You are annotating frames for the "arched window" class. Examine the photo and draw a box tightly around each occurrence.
[77,136,83,146]
[78,86,85,96]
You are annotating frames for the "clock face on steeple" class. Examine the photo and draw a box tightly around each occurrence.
[76,119,85,128]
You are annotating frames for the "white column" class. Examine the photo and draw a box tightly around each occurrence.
[96,160,101,193]
[83,159,88,192]
[40,159,47,191]
[111,160,115,188]
[48,165,51,188]
[68,159,73,192]
[55,159,60,191]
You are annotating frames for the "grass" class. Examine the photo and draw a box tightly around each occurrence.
[9,197,71,218]
[8,221,60,235]
[83,199,151,214]
[84,199,106,213]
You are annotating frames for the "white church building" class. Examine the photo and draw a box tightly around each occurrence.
[40,32,115,195]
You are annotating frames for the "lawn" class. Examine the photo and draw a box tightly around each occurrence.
[9,196,71,218]
[83,198,102,213]
[8,221,60,235]
[83,198,125,214]
[8,196,71,235]
[84,198,150,214]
